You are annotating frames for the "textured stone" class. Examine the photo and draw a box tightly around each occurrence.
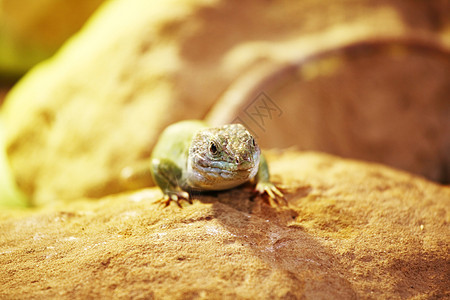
[0,152,448,299]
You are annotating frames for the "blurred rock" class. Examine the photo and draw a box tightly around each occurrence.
[0,119,28,207]
[0,0,105,78]
[1,0,449,205]
[208,39,450,183]
[0,152,448,298]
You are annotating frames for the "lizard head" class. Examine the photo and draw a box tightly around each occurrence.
[186,124,260,190]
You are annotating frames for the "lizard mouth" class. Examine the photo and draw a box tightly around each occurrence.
[194,162,258,182]
[187,164,257,191]
[217,167,254,179]
[196,160,256,177]
[187,147,261,190]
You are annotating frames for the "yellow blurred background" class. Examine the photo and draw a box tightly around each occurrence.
[0,0,449,207]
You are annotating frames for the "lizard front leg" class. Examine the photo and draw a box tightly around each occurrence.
[151,158,191,207]
[254,154,286,206]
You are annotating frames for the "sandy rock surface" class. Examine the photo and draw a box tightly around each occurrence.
[1,152,448,299]
[2,0,449,206]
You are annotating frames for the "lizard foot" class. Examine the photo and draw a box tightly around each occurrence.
[155,191,191,208]
[254,182,287,206]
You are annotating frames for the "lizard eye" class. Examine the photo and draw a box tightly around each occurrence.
[251,138,256,147]
[210,142,218,155]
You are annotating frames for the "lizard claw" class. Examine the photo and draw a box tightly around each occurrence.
[155,191,191,208]
[255,182,287,206]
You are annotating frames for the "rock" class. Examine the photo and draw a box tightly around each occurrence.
[0,122,28,207]
[3,0,229,205]
[0,0,105,77]
[0,152,448,299]
[207,39,450,184]
[2,0,449,206]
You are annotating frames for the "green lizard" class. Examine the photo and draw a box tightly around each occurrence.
[150,120,284,207]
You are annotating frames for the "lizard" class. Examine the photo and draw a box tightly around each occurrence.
[148,120,284,207]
